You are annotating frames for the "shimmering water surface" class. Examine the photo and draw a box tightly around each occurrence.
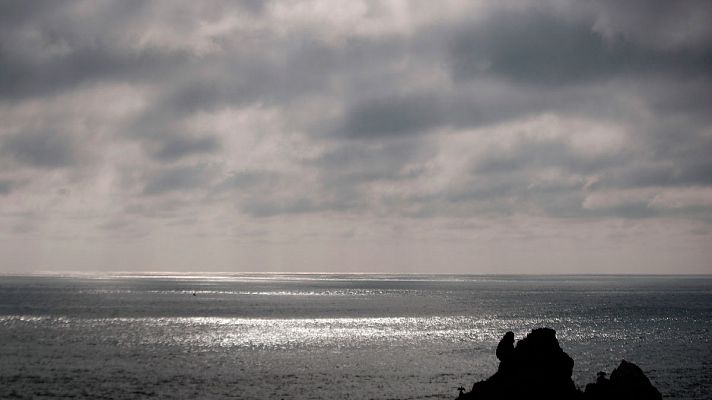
[0,274,710,399]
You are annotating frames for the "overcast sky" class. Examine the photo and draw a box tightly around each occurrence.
[1,0,711,274]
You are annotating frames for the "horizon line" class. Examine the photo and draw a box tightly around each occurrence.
[2,271,711,277]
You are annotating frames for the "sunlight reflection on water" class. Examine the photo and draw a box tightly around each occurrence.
[1,314,657,351]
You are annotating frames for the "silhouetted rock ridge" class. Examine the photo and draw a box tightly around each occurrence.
[583,359,662,400]
[457,328,661,400]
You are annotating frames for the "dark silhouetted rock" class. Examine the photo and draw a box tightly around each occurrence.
[456,328,662,400]
[460,328,580,399]
[584,360,662,400]
[495,331,514,362]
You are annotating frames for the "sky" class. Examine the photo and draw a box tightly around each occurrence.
[1,0,711,274]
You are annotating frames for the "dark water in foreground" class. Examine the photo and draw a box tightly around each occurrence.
[0,274,710,399]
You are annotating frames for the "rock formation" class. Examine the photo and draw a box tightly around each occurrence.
[457,328,662,400]
[495,331,514,363]
[583,359,662,400]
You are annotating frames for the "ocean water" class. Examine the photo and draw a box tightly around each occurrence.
[0,274,710,399]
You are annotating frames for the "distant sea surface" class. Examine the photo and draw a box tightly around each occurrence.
[1,274,710,399]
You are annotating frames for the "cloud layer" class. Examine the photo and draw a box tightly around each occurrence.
[1,0,711,273]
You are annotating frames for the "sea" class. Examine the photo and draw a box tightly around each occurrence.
[0,274,710,399]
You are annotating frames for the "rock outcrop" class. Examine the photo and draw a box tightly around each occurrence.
[460,328,579,399]
[457,328,661,400]
[583,359,662,400]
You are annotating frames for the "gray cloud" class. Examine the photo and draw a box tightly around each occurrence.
[598,161,712,190]
[149,135,220,162]
[0,43,189,100]
[474,138,626,176]
[0,179,16,195]
[341,95,443,138]
[1,131,78,168]
[586,203,659,220]
[219,170,282,190]
[451,8,712,86]
[335,87,546,139]
[239,197,352,218]
[142,164,215,196]
[311,139,434,184]
[583,0,712,50]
